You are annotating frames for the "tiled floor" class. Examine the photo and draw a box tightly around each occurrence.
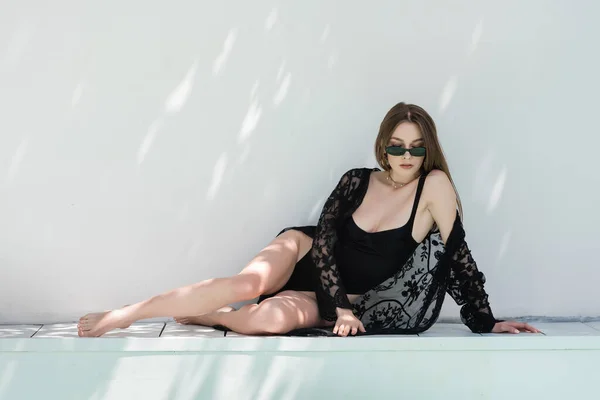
[0,322,228,338]
[31,322,165,338]
[1,321,599,338]
[0,324,42,338]
[418,323,482,337]
[584,321,600,332]
[535,322,600,336]
[161,322,225,337]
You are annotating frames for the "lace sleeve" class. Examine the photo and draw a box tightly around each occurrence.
[446,237,500,333]
[311,170,354,322]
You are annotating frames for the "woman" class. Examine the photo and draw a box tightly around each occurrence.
[78,102,539,337]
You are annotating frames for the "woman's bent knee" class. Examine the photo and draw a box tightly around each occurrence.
[249,300,295,334]
[248,292,321,334]
[230,275,263,301]
[277,230,312,259]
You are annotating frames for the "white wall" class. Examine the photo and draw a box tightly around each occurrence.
[0,1,598,324]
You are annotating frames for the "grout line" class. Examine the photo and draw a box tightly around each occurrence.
[583,322,600,332]
[158,323,166,337]
[30,324,44,338]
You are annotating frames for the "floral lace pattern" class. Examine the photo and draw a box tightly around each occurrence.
[311,169,365,321]
[445,218,499,333]
[352,230,446,333]
[308,168,499,333]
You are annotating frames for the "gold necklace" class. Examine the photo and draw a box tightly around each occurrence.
[386,171,407,189]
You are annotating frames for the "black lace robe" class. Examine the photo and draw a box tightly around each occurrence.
[288,167,501,336]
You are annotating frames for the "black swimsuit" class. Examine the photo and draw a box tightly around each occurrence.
[260,173,427,300]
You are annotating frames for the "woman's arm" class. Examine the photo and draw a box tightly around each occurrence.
[312,169,366,337]
[311,170,355,319]
[424,170,539,334]
[422,170,457,244]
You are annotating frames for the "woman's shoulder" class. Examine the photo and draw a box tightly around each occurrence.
[339,166,379,180]
[424,169,451,185]
[425,168,447,179]
[422,169,456,203]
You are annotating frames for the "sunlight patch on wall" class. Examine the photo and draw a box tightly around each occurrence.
[206,152,228,200]
[276,61,286,82]
[213,29,237,76]
[137,119,164,165]
[6,138,29,183]
[71,82,85,108]
[238,144,251,165]
[487,166,507,213]
[239,97,262,144]
[496,230,512,263]
[165,60,198,114]
[265,8,278,31]
[2,19,36,69]
[273,72,291,106]
[327,53,337,70]
[320,25,330,43]
[439,76,458,113]
[468,18,484,56]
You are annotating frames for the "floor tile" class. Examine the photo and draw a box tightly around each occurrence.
[161,322,225,337]
[33,322,165,338]
[224,330,284,338]
[584,321,600,331]
[418,323,481,337]
[19,321,600,340]
[0,325,42,338]
[102,323,164,338]
[531,322,600,336]
[224,331,251,337]
[32,323,79,338]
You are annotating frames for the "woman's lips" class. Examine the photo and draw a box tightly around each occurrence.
[400,164,413,169]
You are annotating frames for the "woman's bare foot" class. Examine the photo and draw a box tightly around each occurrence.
[77,310,132,337]
[174,306,235,326]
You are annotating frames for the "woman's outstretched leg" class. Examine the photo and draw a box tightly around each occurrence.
[78,230,313,337]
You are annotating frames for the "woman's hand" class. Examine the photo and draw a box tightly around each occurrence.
[333,308,366,337]
[492,321,541,334]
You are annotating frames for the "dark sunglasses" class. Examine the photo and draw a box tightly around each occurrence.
[385,146,426,157]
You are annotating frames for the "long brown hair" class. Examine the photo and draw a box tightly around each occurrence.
[374,102,463,217]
